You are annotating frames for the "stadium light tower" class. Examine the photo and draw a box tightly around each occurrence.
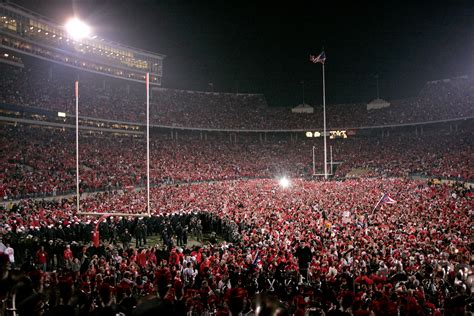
[65,18,91,40]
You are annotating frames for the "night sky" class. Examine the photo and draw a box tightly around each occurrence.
[11,0,474,106]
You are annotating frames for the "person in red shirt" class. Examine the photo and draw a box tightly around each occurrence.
[63,245,73,269]
[137,249,147,268]
[169,248,180,267]
[36,246,48,272]
[147,249,157,266]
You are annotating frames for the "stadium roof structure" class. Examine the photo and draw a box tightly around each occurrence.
[367,99,391,111]
[292,103,314,114]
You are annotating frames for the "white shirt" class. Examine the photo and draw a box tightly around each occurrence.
[0,242,6,253]
[5,247,14,263]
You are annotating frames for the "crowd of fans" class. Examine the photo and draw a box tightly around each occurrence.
[1,58,473,130]
[0,54,472,316]
[0,178,472,315]
[0,123,472,200]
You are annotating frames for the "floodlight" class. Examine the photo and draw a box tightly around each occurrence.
[279,177,290,188]
[65,18,91,40]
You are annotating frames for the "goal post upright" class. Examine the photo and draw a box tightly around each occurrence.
[75,74,152,218]
[330,145,333,175]
[313,144,335,177]
[75,80,80,214]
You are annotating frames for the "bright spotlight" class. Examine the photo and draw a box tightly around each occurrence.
[65,18,91,40]
[279,177,290,188]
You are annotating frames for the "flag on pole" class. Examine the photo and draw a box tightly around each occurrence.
[252,251,261,266]
[310,51,326,64]
[371,193,397,215]
[380,193,397,205]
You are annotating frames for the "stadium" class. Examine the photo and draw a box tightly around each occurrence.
[0,1,472,315]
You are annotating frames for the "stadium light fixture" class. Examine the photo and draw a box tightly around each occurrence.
[65,18,91,40]
[279,177,290,188]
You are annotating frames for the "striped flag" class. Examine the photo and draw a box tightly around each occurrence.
[380,193,397,205]
[310,51,326,64]
[252,251,261,266]
[371,193,397,215]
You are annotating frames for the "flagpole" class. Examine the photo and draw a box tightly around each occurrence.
[146,72,150,217]
[371,194,385,215]
[75,81,80,213]
[322,63,327,179]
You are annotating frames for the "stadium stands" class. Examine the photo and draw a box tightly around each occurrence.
[1,57,473,130]
[0,122,472,200]
[0,53,473,316]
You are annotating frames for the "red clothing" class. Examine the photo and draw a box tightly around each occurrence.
[64,248,73,260]
[169,251,180,266]
[199,259,210,274]
[137,252,147,267]
[36,250,47,264]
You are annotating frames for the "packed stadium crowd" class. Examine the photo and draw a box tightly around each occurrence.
[0,55,473,316]
[0,123,472,200]
[1,58,473,130]
[0,178,472,315]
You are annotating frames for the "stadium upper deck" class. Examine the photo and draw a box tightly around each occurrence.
[0,3,472,133]
[0,2,164,84]
[0,56,472,132]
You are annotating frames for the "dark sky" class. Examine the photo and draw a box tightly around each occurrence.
[11,0,474,106]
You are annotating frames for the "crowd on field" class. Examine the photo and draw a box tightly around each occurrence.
[0,178,472,315]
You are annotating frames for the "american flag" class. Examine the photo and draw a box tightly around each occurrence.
[310,51,326,64]
[371,193,397,215]
[252,251,261,266]
[380,193,397,205]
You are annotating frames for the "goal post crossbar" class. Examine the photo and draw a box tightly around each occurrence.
[77,212,151,217]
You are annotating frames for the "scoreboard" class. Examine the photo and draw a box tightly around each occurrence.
[306,130,354,139]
